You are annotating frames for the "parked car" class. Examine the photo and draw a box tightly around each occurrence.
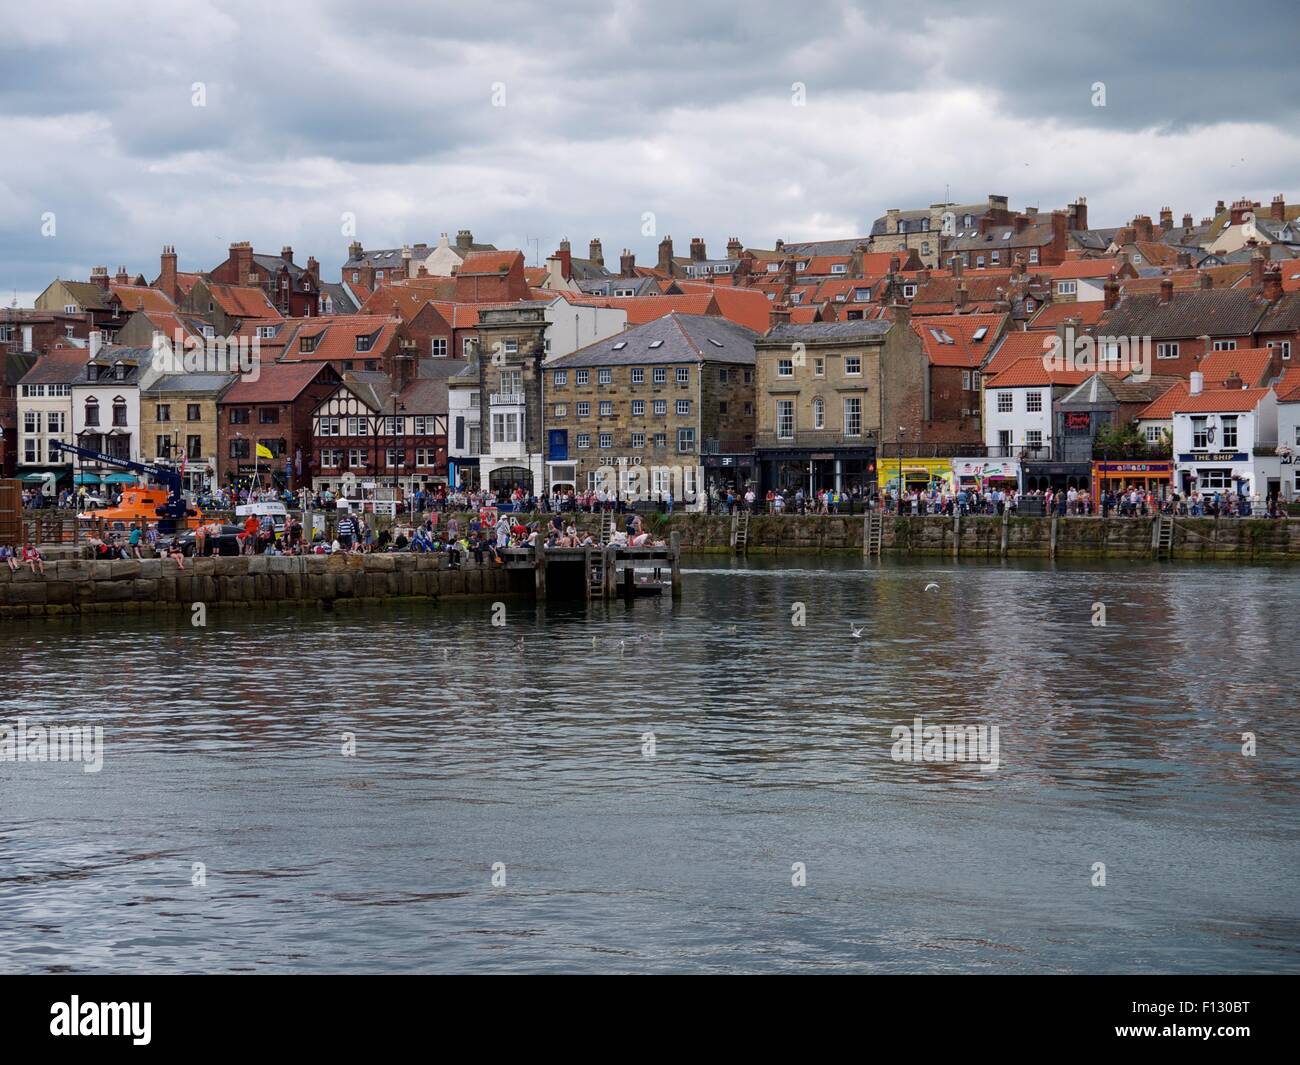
[170,523,245,557]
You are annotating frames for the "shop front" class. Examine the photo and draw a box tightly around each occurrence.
[882,456,955,496]
[757,447,877,496]
[1091,460,1173,499]
[950,457,1021,494]
[702,453,755,495]
[1022,460,1091,493]
[1175,451,1278,502]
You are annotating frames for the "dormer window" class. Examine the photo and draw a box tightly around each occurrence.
[257,325,275,339]
[300,335,318,354]
[831,264,847,274]
[355,334,372,352]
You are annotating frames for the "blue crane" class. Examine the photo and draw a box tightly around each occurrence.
[48,441,197,532]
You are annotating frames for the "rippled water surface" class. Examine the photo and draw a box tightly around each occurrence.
[1,555,1297,973]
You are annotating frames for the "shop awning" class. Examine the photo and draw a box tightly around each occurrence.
[74,473,101,485]
[18,472,48,483]
[103,473,138,484]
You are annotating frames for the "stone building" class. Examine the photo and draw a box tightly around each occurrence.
[138,373,234,493]
[542,312,758,502]
[755,315,925,495]
[474,304,550,493]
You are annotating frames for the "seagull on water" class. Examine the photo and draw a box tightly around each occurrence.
[925,582,940,592]
[850,623,865,639]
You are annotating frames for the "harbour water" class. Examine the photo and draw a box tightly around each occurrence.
[1,556,1297,973]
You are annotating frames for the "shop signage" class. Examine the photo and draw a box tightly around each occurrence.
[1177,452,1246,463]
[1064,412,1091,430]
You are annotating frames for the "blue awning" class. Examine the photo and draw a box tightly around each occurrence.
[74,473,101,485]
[103,473,139,484]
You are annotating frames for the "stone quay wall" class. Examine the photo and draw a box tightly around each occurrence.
[0,552,516,621]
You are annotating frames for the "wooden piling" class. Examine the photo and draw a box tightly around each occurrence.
[534,538,546,599]
[952,512,960,559]
[1000,506,1009,558]
[670,532,681,599]
[1050,515,1058,559]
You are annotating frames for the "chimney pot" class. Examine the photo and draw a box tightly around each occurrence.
[1190,371,1203,396]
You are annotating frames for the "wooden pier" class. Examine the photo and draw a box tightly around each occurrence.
[497,533,682,600]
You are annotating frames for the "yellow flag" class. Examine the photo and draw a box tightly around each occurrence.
[256,444,274,460]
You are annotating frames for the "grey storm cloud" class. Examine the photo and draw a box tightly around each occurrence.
[0,0,1296,301]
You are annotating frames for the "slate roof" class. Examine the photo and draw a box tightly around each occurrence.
[764,320,893,344]
[548,313,758,367]
[1099,290,1273,339]
[18,348,93,386]
[142,373,236,395]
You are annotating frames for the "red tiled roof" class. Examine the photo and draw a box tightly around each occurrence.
[221,360,334,403]
[671,283,773,331]
[985,356,1090,388]
[1026,300,1108,330]
[456,250,524,275]
[279,315,402,362]
[1197,347,1275,387]
[1136,381,1187,420]
[984,330,1057,375]
[110,284,176,314]
[209,283,280,319]
[1170,387,1271,414]
[1033,260,1123,280]
[911,313,1006,368]
[571,294,719,325]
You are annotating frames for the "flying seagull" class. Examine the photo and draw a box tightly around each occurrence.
[850,623,865,639]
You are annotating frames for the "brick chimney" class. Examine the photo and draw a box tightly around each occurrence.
[1182,213,1194,229]
[1176,251,1192,269]
[1223,370,1244,391]
[726,237,743,260]
[1215,200,1226,215]
[90,265,110,291]
[1198,271,1213,290]
[619,249,635,277]
[555,239,572,281]
[657,236,674,274]
[1272,194,1287,221]
[231,241,253,284]
[689,237,707,262]
[588,238,604,267]
[1160,277,1174,304]
[456,230,474,253]
[306,256,320,284]
[1103,276,1120,310]
[1132,215,1153,243]
[768,303,792,330]
[1250,251,1266,287]
[348,240,363,261]
[1263,264,1283,302]
[916,267,931,285]
[1013,213,1031,234]
[114,266,129,285]
[955,283,968,309]
[950,255,963,281]
[279,246,292,264]
[1229,199,1253,225]
[1049,210,1067,262]
[159,245,178,302]
[1070,197,1088,231]
[1159,206,1173,229]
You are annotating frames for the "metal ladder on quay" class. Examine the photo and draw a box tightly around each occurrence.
[730,509,750,553]
[865,511,884,557]
[1154,513,1174,559]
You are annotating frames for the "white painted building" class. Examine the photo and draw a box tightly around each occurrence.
[982,358,1066,459]
[1170,372,1279,500]
[447,364,480,489]
[1276,383,1300,500]
[69,348,144,477]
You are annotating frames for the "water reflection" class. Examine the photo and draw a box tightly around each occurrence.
[0,555,1296,972]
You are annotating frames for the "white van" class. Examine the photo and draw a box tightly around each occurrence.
[235,501,289,532]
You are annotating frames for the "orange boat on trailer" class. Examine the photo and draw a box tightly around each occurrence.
[80,483,204,533]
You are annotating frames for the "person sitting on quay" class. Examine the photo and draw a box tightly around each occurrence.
[1,543,18,573]
[21,542,46,576]
[164,539,186,570]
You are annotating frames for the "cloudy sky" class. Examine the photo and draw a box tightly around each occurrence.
[2,0,1297,303]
